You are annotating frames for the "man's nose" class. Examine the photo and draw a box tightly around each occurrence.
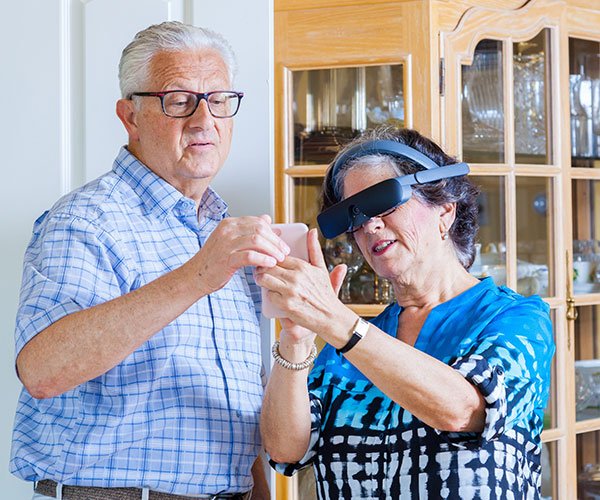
[188,98,215,128]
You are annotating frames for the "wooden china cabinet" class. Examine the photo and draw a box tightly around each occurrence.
[274,0,600,498]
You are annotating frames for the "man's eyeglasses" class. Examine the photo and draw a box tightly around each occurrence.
[129,90,244,118]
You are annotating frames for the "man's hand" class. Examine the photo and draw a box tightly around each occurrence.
[192,215,290,295]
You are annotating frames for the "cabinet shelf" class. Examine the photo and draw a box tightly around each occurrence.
[575,417,600,435]
[348,303,389,318]
[284,165,328,177]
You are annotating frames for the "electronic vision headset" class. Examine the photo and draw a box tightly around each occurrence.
[316,139,470,239]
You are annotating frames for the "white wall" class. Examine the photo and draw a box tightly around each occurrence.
[0,1,273,498]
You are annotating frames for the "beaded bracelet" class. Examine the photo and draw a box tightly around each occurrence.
[271,341,318,371]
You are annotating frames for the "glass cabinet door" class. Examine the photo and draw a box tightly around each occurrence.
[455,30,557,299]
[571,38,600,497]
[442,8,564,494]
[571,179,600,295]
[281,61,407,500]
[461,40,504,164]
[292,64,404,166]
[513,31,552,165]
[287,63,406,310]
[569,39,600,168]
[577,430,600,497]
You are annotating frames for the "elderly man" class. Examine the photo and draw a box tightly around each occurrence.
[11,21,280,500]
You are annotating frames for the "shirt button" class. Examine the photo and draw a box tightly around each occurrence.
[495,366,504,375]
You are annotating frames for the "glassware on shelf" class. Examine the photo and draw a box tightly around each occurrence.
[375,276,394,304]
[324,234,364,303]
[513,49,547,157]
[572,54,600,162]
[461,41,504,161]
[470,243,483,277]
[350,262,376,303]
[570,72,590,158]
[573,239,599,293]
[587,54,600,157]
[575,359,600,421]
[579,463,600,499]
[292,64,404,166]
[579,66,596,158]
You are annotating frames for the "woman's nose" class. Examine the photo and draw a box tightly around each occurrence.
[361,216,384,234]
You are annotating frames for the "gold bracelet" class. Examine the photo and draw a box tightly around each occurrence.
[271,341,317,371]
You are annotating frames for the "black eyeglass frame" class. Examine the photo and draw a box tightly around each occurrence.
[129,90,244,118]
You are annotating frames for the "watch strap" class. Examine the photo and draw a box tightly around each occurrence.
[337,317,369,355]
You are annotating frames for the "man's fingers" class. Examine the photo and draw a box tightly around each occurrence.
[229,250,277,270]
[259,214,272,225]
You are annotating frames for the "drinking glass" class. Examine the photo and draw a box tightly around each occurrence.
[513,51,546,156]
[324,234,364,303]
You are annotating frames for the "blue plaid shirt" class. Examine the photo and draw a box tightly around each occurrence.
[10,147,264,496]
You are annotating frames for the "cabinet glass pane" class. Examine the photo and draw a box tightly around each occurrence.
[572,180,600,294]
[470,176,506,286]
[569,38,600,167]
[513,29,552,165]
[541,441,558,500]
[297,467,317,500]
[575,305,600,422]
[577,430,600,497]
[293,177,322,229]
[516,177,553,297]
[292,64,404,166]
[462,40,504,163]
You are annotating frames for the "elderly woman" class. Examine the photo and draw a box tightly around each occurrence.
[257,127,554,499]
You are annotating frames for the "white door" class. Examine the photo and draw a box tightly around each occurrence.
[0,1,273,498]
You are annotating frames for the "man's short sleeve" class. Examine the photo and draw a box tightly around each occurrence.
[15,213,131,357]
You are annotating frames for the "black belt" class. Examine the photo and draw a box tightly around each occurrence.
[35,480,252,500]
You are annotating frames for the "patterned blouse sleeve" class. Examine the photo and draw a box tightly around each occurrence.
[439,296,554,444]
[268,360,328,476]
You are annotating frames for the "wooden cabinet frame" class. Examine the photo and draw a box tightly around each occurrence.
[274,0,600,497]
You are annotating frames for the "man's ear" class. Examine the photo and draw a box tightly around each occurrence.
[116,98,140,142]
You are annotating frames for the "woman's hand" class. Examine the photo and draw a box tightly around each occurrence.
[256,229,347,334]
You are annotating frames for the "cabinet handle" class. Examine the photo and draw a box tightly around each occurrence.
[566,251,578,348]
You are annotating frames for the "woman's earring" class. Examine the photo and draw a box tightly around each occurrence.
[441,231,449,241]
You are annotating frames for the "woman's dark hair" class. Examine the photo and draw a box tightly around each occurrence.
[320,126,480,269]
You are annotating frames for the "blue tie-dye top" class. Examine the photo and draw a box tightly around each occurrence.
[272,278,555,499]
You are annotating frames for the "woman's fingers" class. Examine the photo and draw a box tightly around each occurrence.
[307,229,328,270]
[330,264,347,296]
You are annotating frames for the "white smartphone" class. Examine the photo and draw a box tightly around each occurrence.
[261,223,309,319]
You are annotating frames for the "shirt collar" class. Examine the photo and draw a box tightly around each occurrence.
[112,147,228,221]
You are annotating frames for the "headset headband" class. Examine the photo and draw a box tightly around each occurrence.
[317,138,470,239]
[330,139,441,180]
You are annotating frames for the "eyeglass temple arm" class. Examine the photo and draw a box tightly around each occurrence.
[396,162,470,186]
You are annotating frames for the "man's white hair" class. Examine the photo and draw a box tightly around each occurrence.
[118,21,237,98]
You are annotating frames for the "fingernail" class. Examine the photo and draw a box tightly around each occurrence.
[266,257,277,267]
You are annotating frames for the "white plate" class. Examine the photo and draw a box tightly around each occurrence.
[574,283,600,294]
